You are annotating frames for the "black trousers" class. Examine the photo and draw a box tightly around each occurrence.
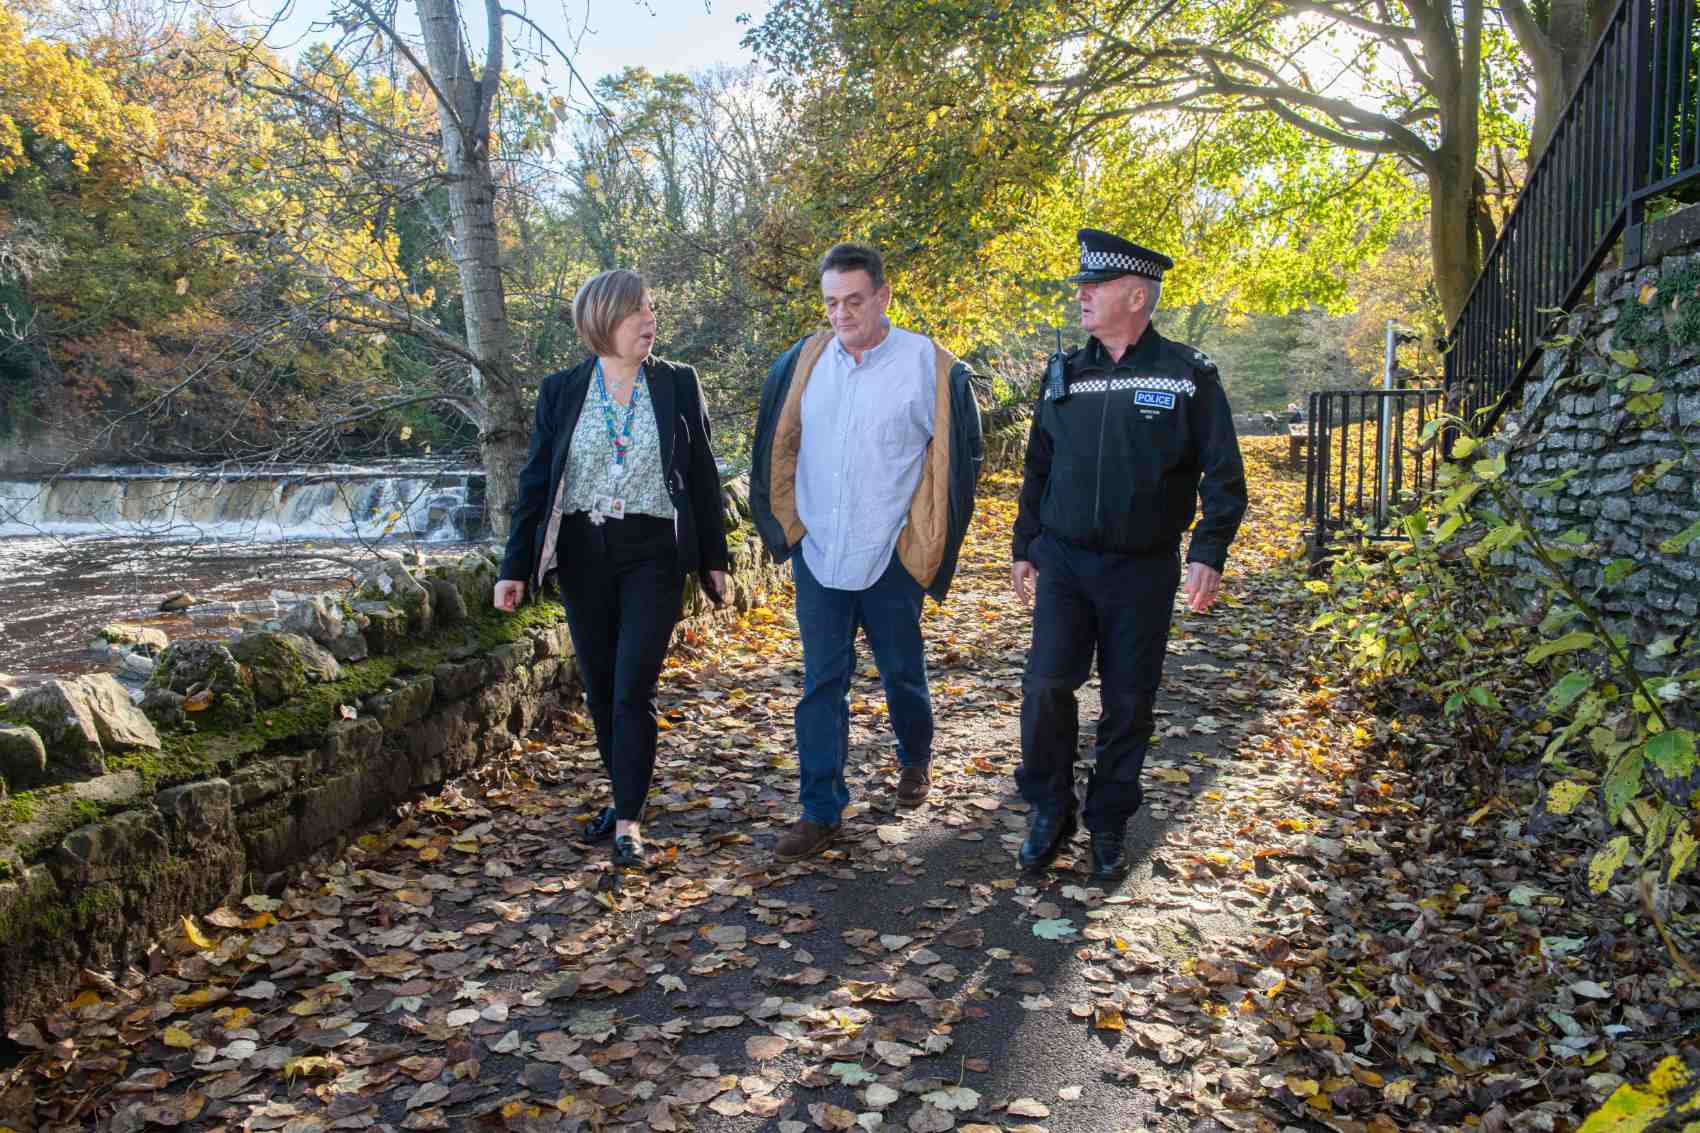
[1016,533,1181,832]
[557,512,686,821]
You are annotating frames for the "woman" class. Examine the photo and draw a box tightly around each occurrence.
[493,269,731,869]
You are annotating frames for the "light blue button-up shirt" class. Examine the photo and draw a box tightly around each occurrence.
[796,323,937,590]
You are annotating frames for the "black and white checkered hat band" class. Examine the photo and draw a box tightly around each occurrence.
[1080,248,1165,277]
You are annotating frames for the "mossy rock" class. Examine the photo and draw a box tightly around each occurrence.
[230,632,309,707]
[10,681,107,778]
[357,561,432,634]
[146,642,255,729]
[352,603,407,656]
[452,552,498,614]
[280,595,345,650]
[0,726,46,791]
[96,624,169,653]
[75,675,160,755]
[426,577,469,626]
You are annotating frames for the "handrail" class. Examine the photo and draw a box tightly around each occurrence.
[1442,0,1696,432]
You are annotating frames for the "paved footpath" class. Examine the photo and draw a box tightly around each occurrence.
[5,459,1331,1133]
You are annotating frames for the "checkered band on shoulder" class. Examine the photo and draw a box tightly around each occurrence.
[1079,246,1167,278]
[1049,376,1197,399]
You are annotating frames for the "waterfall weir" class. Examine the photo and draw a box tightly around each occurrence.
[0,462,487,542]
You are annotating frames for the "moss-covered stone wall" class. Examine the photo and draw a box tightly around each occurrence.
[0,532,788,1026]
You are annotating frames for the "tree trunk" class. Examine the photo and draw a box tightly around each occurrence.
[414,0,527,542]
[1429,154,1484,327]
[1512,0,1620,160]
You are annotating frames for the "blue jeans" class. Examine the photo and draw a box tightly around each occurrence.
[792,551,933,827]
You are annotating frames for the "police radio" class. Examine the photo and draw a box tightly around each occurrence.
[1042,327,1070,403]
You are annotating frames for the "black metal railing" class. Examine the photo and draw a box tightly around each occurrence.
[1444,0,1700,428]
[1303,389,1448,550]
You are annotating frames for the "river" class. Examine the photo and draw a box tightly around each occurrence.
[0,463,484,679]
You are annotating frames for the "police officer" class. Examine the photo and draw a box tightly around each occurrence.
[1011,229,1247,883]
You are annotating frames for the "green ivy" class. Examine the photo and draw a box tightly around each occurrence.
[1307,325,1700,896]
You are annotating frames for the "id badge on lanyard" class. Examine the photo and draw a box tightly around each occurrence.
[590,495,626,524]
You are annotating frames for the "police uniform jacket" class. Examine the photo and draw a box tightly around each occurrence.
[1011,325,1247,571]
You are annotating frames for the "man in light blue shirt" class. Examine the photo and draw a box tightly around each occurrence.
[749,243,981,863]
[795,295,938,589]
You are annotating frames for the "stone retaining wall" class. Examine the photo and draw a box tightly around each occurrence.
[1492,206,1700,675]
[0,530,788,1026]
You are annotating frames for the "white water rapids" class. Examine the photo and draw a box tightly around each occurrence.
[0,463,486,676]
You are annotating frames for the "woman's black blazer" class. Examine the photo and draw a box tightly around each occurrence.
[497,355,732,598]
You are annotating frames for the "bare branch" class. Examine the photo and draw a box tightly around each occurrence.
[342,0,467,139]
[472,0,502,155]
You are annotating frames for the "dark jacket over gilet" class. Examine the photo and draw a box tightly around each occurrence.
[748,330,984,604]
[498,355,732,595]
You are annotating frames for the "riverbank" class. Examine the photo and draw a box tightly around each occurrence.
[0,533,455,677]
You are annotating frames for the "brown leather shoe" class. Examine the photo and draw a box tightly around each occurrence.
[896,764,931,807]
[774,819,839,863]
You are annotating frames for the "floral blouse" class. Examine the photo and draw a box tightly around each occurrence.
[558,369,675,520]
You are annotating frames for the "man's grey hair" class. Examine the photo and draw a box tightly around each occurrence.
[818,243,886,290]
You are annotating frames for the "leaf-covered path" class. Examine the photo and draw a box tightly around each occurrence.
[4,441,1417,1133]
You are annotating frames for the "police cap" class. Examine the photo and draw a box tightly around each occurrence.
[1065,228,1174,284]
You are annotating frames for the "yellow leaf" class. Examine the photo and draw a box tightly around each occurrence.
[1668,827,1698,883]
[180,916,215,950]
[1589,836,1632,894]
[162,1026,195,1049]
[174,276,189,295]
[184,688,214,712]
[170,988,218,1010]
[67,990,102,1010]
[283,1055,340,1080]
[1286,1076,1320,1097]
[1547,780,1589,815]
[1639,283,1659,305]
[451,839,478,854]
[1578,1056,1691,1133]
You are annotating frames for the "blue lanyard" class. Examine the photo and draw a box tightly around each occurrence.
[594,360,644,465]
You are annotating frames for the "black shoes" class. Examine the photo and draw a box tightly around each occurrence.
[582,806,617,844]
[612,834,649,869]
[1018,809,1078,870]
[1089,829,1129,883]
